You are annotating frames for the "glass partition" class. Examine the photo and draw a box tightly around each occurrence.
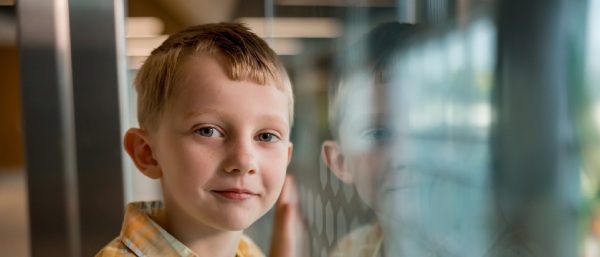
[9,0,600,256]
[123,0,598,256]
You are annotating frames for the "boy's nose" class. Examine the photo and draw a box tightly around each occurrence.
[223,139,258,175]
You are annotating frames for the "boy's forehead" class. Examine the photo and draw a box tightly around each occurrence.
[171,54,234,96]
[179,53,224,78]
[340,81,389,115]
[171,60,289,111]
[163,52,293,125]
[177,53,278,89]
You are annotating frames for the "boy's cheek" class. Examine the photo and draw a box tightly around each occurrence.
[350,156,391,203]
[261,157,288,186]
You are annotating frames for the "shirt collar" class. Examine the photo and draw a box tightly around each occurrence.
[119,201,262,257]
[120,201,197,257]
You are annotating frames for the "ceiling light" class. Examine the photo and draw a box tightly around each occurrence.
[277,0,396,7]
[268,38,304,55]
[127,17,164,38]
[237,17,342,38]
[127,35,168,56]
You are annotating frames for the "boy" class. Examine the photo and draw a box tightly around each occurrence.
[321,22,540,256]
[96,23,294,257]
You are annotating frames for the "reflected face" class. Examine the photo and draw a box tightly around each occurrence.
[329,82,438,224]
[336,83,396,207]
[327,79,480,240]
[150,54,292,232]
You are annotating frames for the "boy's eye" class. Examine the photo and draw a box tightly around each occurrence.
[256,133,279,142]
[361,128,394,141]
[195,127,223,138]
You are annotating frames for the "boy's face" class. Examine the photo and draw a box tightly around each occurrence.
[148,54,292,232]
[325,78,485,241]
[323,81,438,224]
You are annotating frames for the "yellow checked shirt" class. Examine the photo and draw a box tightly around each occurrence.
[329,221,383,257]
[329,220,542,257]
[96,201,265,257]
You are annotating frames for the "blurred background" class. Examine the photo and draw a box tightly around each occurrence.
[1,0,599,256]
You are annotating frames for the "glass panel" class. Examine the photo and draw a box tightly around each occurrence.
[582,1,600,256]
[310,5,503,257]
[121,1,598,256]
[9,0,598,256]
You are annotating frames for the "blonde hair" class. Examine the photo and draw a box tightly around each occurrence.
[135,22,293,130]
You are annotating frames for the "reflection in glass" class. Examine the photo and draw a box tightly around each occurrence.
[309,1,598,256]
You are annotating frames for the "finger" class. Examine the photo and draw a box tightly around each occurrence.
[278,175,298,206]
[270,203,294,257]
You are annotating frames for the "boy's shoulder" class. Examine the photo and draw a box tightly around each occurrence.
[238,234,266,257]
[330,221,382,257]
[95,201,196,257]
[95,201,265,257]
[95,234,265,257]
[95,236,136,257]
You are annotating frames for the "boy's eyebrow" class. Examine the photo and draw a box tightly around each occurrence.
[258,114,290,128]
[183,109,289,128]
[184,108,222,119]
[347,112,390,123]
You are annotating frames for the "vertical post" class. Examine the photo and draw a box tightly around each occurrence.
[68,0,126,255]
[18,0,79,255]
[418,0,453,24]
[19,0,127,255]
[493,0,583,256]
[264,0,274,44]
[396,0,417,23]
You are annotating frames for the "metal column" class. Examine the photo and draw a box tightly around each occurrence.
[69,0,127,255]
[493,0,586,256]
[18,0,77,255]
[19,0,126,255]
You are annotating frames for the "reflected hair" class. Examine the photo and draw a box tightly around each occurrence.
[329,22,424,139]
[135,22,293,130]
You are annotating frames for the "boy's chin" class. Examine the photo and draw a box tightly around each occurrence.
[220,223,251,232]
[214,219,253,232]
[212,212,264,232]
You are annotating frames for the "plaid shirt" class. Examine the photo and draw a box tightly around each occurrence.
[329,220,542,257]
[329,221,383,257]
[96,201,265,257]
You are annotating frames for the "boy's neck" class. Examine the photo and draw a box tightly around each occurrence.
[179,229,243,257]
[158,205,244,257]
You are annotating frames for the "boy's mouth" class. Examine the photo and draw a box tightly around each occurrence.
[211,188,258,201]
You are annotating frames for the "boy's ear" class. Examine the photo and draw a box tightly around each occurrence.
[123,128,162,180]
[287,142,293,165]
[321,140,353,184]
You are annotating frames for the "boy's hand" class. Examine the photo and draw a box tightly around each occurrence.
[269,175,307,257]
